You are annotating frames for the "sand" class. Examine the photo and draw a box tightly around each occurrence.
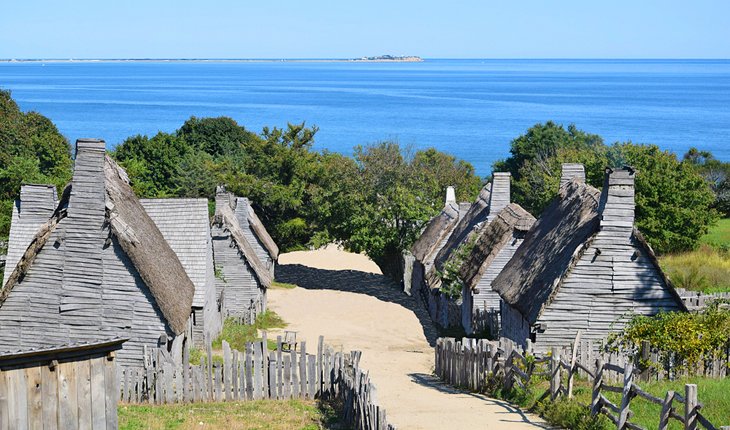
[269,247,549,430]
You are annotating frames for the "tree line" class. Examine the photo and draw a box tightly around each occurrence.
[1,89,727,277]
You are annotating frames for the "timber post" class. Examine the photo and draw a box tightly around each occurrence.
[685,384,698,430]
[550,347,560,400]
[617,362,634,429]
[591,357,603,416]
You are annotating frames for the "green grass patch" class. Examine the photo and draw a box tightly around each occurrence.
[212,311,287,352]
[271,281,298,289]
[118,399,341,430]
[660,245,730,293]
[701,218,730,248]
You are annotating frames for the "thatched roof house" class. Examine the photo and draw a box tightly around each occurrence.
[212,189,274,321]
[493,166,685,353]
[0,140,195,367]
[140,198,221,348]
[457,203,535,335]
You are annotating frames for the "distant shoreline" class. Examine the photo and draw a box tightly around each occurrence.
[0,57,425,64]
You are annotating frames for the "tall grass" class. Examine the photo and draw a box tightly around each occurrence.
[660,245,730,293]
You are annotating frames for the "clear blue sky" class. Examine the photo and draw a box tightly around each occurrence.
[2,0,729,59]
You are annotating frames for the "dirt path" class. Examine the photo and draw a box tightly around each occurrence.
[268,247,549,430]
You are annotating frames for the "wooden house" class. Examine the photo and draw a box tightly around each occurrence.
[0,338,125,430]
[493,166,685,353]
[140,198,222,348]
[422,173,517,328]
[457,203,535,335]
[212,189,273,321]
[0,139,195,368]
[233,197,279,277]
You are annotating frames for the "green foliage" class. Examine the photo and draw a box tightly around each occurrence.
[212,311,287,352]
[606,303,730,366]
[0,89,72,242]
[684,147,730,217]
[437,235,478,299]
[533,399,611,430]
[701,218,730,249]
[495,122,718,254]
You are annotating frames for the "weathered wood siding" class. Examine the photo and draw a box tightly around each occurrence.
[2,185,57,284]
[531,232,681,354]
[486,172,510,222]
[211,226,264,319]
[500,302,530,350]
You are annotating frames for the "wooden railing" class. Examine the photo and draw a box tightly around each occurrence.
[435,337,729,430]
[121,334,395,430]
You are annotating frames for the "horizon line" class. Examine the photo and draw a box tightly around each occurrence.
[2,57,730,62]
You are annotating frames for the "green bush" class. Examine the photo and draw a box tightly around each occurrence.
[534,399,611,430]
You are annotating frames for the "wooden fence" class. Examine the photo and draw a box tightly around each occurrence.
[120,334,395,430]
[676,289,730,312]
[435,337,729,430]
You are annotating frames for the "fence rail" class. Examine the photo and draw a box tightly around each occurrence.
[435,337,729,430]
[121,334,395,430]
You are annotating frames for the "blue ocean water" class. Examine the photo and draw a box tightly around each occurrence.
[1,59,729,177]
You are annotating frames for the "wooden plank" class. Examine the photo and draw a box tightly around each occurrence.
[182,344,190,403]
[77,359,92,430]
[269,352,277,400]
[223,341,231,401]
[245,344,254,400]
[90,357,106,429]
[291,348,299,399]
[214,365,223,402]
[104,355,118,430]
[283,355,291,399]
[253,343,262,400]
[26,365,43,430]
[317,336,324,395]
[299,341,307,398]
[0,371,9,430]
[659,390,675,430]
[276,337,283,400]
[308,355,316,399]
[232,350,239,401]
[567,331,581,398]
[685,384,697,430]
[174,366,182,403]
[58,360,78,429]
[41,363,58,430]
[617,362,634,430]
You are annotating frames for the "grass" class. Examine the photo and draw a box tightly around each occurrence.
[271,281,298,289]
[491,366,730,430]
[118,399,341,430]
[660,244,730,293]
[701,218,730,248]
[212,311,287,352]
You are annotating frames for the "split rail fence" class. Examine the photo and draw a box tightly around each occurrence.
[120,334,395,430]
[435,337,729,430]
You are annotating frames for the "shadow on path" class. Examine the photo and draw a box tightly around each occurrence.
[277,263,440,346]
[408,373,554,429]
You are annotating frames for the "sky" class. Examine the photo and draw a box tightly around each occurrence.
[1,0,729,59]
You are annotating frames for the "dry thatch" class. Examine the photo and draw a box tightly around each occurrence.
[0,185,70,307]
[411,203,460,262]
[432,183,491,270]
[458,203,535,291]
[492,179,601,324]
[214,200,273,288]
[104,156,194,335]
[242,199,280,259]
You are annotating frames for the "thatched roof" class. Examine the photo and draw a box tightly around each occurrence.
[238,198,279,260]
[140,198,212,308]
[432,183,491,270]
[458,203,536,291]
[214,200,273,288]
[411,202,460,262]
[492,179,602,324]
[105,156,195,334]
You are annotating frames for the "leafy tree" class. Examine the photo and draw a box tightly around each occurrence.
[0,89,72,249]
[683,147,730,217]
[495,122,717,254]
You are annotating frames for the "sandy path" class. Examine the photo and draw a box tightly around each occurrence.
[270,247,549,430]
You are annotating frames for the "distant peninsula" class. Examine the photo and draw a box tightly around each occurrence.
[0,56,424,63]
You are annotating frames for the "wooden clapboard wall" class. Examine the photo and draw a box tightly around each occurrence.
[0,339,124,430]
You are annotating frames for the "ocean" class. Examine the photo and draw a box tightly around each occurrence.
[1,59,729,177]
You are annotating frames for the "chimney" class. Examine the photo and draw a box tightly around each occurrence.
[68,139,106,228]
[599,167,635,238]
[560,163,585,188]
[235,197,251,228]
[487,172,511,221]
[445,186,456,206]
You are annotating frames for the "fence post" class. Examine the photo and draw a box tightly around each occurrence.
[550,347,561,400]
[640,340,651,382]
[568,331,581,399]
[591,357,603,416]
[684,384,697,430]
[658,390,674,430]
[617,362,634,430]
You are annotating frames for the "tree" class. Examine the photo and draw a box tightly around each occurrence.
[0,89,72,249]
[683,147,730,217]
[495,122,717,254]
